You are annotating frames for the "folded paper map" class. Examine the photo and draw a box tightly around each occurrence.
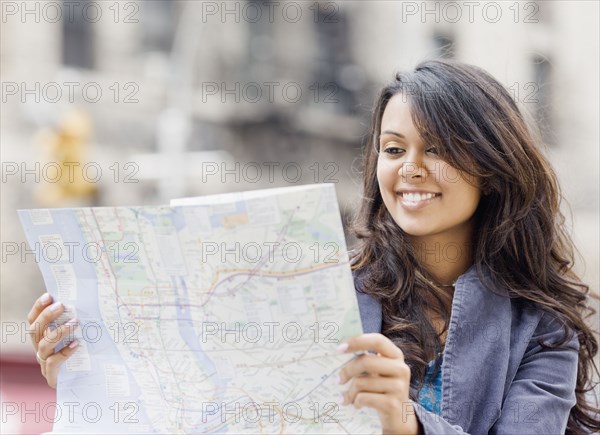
[19,183,380,433]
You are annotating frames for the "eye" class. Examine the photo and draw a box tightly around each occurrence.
[426,147,439,155]
[381,143,405,155]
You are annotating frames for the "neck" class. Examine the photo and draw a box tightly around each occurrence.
[409,221,475,286]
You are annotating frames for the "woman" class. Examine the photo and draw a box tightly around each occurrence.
[337,59,600,434]
[28,59,599,434]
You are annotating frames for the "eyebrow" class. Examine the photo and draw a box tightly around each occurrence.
[379,130,405,138]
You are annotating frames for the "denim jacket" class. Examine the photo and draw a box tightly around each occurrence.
[354,264,579,434]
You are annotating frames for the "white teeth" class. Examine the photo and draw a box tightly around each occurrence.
[402,192,437,202]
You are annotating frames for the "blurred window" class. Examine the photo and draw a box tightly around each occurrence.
[140,0,177,53]
[311,4,361,115]
[62,0,95,68]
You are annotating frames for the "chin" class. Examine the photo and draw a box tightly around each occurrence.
[399,227,436,237]
[392,218,436,237]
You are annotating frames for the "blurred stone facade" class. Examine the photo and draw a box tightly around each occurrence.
[1,1,598,352]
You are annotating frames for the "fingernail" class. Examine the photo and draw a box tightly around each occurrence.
[50,302,62,312]
[336,342,348,353]
[39,293,51,305]
[337,374,343,384]
[64,318,78,327]
[337,395,345,405]
[68,340,79,349]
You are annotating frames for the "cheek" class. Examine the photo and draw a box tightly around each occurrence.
[438,164,481,203]
[436,163,461,186]
[437,164,478,191]
[376,163,393,191]
[376,165,395,210]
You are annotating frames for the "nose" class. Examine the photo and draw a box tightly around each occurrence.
[398,152,427,181]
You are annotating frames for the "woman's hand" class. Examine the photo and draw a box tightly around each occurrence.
[26,292,79,388]
[338,333,423,435]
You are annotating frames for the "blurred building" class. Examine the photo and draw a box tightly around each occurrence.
[3,0,597,313]
[1,3,598,429]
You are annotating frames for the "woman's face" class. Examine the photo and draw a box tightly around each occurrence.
[376,93,481,240]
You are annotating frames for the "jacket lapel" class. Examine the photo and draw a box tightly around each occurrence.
[440,266,512,430]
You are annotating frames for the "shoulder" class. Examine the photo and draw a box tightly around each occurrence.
[478,282,580,408]
[456,266,578,358]
[500,296,579,369]
[479,270,580,353]
[523,306,580,354]
[464,265,560,338]
[352,268,383,334]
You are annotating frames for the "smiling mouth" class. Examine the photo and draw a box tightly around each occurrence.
[397,192,442,203]
[396,192,441,205]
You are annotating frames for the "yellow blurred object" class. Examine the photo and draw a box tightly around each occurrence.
[35,110,98,206]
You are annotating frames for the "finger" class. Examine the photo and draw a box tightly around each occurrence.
[353,392,405,414]
[339,354,409,384]
[340,333,403,359]
[343,376,403,405]
[38,318,79,360]
[28,301,65,352]
[44,341,79,389]
[26,293,53,325]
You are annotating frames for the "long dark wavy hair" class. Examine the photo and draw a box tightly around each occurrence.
[350,59,600,434]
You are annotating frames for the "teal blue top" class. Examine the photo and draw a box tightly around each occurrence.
[417,354,443,415]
